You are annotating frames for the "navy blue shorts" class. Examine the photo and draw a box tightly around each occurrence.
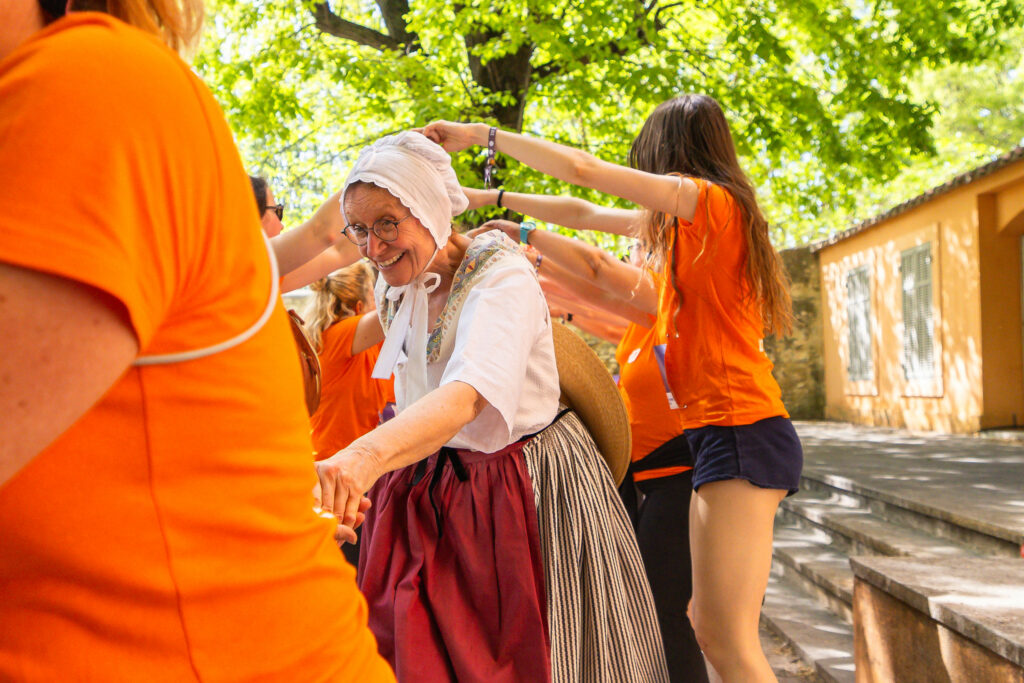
[685,416,803,495]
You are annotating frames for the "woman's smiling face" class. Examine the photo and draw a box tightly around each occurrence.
[344,183,437,287]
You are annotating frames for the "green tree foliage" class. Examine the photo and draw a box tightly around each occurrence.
[821,27,1024,232]
[194,0,1021,247]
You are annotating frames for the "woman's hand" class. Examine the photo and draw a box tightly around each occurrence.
[333,497,372,546]
[462,186,495,211]
[467,219,519,241]
[315,445,384,527]
[313,481,373,544]
[420,121,488,153]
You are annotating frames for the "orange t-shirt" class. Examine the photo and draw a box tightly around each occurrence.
[0,15,393,682]
[660,178,788,430]
[615,318,691,482]
[311,314,394,460]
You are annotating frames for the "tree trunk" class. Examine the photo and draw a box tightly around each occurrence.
[464,31,533,132]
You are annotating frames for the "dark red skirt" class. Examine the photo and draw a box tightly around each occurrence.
[357,441,551,683]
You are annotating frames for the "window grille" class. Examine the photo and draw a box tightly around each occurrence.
[846,266,872,381]
[900,243,934,381]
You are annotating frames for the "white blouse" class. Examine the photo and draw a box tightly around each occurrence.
[386,233,560,453]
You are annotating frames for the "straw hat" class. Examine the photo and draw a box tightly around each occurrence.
[551,321,631,485]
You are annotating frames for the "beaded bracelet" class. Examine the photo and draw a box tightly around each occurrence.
[483,126,497,188]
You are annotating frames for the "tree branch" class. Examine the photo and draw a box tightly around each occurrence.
[376,0,416,46]
[532,40,631,80]
[532,0,662,81]
[311,2,403,51]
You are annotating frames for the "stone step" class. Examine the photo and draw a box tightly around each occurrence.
[772,524,855,622]
[779,491,979,560]
[799,472,1022,558]
[760,624,819,682]
[851,556,1024,678]
[763,570,856,683]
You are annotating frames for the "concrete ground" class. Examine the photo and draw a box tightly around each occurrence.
[762,626,818,682]
[761,421,1024,679]
[794,420,1024,550]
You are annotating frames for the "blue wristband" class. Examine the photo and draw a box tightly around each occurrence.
[519,220,536,244]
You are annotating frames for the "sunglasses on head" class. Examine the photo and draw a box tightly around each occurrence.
[264,204,285,221]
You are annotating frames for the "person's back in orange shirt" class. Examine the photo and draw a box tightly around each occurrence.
[305,263,394,460]
[615,316,690,480]
[0,12,392,681]
[659,178,789,429]
[615,314,705,683]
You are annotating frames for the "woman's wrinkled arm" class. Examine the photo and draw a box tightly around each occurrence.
[538,254,654,325]
[315,380,487,526]
[546,292,630,344]
[0,264,138,485]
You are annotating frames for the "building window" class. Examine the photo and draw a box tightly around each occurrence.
[845,266,873,382]
[901,243,934,381]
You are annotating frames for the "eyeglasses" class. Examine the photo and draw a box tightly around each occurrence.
[264,204,285,221]
[344,214,414,246]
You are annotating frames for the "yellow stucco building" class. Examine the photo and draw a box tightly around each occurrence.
[815,147,1024,433]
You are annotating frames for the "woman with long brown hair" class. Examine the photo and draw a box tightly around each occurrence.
[424,95,803,683]
[464,201,707,683]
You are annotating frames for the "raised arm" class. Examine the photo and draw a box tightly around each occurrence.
[423,121,699,222]
[464,187,640,237]
[550,306,628,345]
[271,189,361,281]
[545,287,632,343]
[537,251,654,325]
[280,242,361,293]
[472,219,657,315]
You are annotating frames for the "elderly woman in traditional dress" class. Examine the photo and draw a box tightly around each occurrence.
[314,131,669,682]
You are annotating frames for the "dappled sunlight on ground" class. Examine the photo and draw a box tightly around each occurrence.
[795,420,1024,553]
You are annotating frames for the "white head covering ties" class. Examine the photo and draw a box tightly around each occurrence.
[341,131,468,399]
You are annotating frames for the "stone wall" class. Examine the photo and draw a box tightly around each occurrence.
[763,245,825,419]
[852,556,1024,683]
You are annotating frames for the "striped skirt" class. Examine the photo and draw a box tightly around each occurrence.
[358,410,669,682]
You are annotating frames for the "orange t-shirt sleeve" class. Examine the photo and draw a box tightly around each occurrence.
[0,19,180,346]
[319,314,361,366]
[677,178,737,241]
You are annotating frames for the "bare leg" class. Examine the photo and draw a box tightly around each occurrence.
[689,479,785,682]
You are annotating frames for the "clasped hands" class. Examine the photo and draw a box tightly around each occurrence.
[314,444,384,546]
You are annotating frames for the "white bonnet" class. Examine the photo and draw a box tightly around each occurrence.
[341,131,468,249]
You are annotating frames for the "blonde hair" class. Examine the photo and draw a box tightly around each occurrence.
[72,0,204,52]
[303,261,376,352]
